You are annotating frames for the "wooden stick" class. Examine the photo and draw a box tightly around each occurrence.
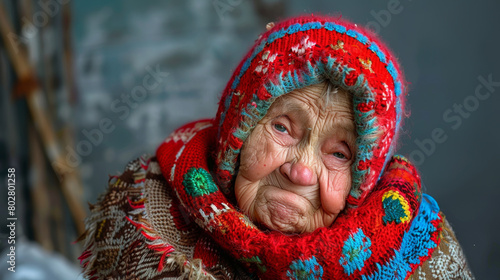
[29,125,54,251]
[0,2,86,235]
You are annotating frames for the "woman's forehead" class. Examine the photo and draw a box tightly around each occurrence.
[267,84,354,119]
[262,85,356,139]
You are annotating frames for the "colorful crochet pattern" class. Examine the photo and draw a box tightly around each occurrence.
[79,15,474,279]
[153,113,446,278]
[79,156,473,279]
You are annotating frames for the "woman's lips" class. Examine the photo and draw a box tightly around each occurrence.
[258,186,309,232]
[266,200,300,228]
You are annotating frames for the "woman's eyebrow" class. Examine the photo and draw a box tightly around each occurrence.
[334,116,355,132]
[271,102,312,125]
[266,98,304,118]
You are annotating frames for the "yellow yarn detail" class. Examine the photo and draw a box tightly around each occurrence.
[96,219,106,239]
[382,190,411,223]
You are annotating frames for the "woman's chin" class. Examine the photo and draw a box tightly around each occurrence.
[255,192,311,233]
[264,203,304,233]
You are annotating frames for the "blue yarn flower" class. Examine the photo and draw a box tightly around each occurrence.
[339,228,372,276]
[287,256,323,280]
[183,168,218,197]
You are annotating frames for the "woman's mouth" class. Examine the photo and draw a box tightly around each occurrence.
[255,186,311,233]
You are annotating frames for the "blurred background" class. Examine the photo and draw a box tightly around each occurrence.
[0,0,499,279]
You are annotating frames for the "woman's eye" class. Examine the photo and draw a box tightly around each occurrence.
[332,152,346,159]
[273,123,288,133]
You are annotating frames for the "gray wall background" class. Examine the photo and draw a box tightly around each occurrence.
[72,0,499,278]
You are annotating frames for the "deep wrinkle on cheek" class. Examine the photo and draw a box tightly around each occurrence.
[329,166,351,191]
[319,169,350,214]
[234,180,254,211]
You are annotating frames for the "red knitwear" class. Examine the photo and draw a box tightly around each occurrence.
[154,15,434,278]
[80,15,474,279]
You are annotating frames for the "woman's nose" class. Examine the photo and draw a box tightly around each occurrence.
[280,162,318,186]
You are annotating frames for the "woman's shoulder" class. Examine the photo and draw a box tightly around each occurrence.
[408,213,475,280]
[78,155,253,280]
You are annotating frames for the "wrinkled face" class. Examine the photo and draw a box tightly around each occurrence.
[235,84,356,234]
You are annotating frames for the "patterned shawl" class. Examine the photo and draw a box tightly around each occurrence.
[79,15,474,279]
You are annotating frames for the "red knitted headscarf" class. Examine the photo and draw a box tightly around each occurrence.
[156,15,442,279]
[212,15,405,206]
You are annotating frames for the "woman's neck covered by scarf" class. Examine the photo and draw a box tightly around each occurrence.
[156,119,442,279]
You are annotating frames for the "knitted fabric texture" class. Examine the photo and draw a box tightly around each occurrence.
[79,156,473,279]
[156,119,442,279]
[79,156,254,279]
[79,15,474,279]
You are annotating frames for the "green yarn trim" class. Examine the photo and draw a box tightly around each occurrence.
[239,256,267,273]
[183,168,218,197]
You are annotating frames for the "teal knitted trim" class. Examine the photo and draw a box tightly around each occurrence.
[223,58,378,199]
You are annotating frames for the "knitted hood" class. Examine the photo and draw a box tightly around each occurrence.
[213,15,406,206]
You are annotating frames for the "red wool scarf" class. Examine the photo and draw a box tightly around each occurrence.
[155,119,443,279]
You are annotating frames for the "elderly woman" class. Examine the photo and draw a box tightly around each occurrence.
[79,15,473,279]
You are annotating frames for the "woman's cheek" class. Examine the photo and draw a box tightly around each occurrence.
[239,148,260,172]
[239,128,268,173]
[234,179,257,215]
[250,143,288,179]
[320,169,351,215]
